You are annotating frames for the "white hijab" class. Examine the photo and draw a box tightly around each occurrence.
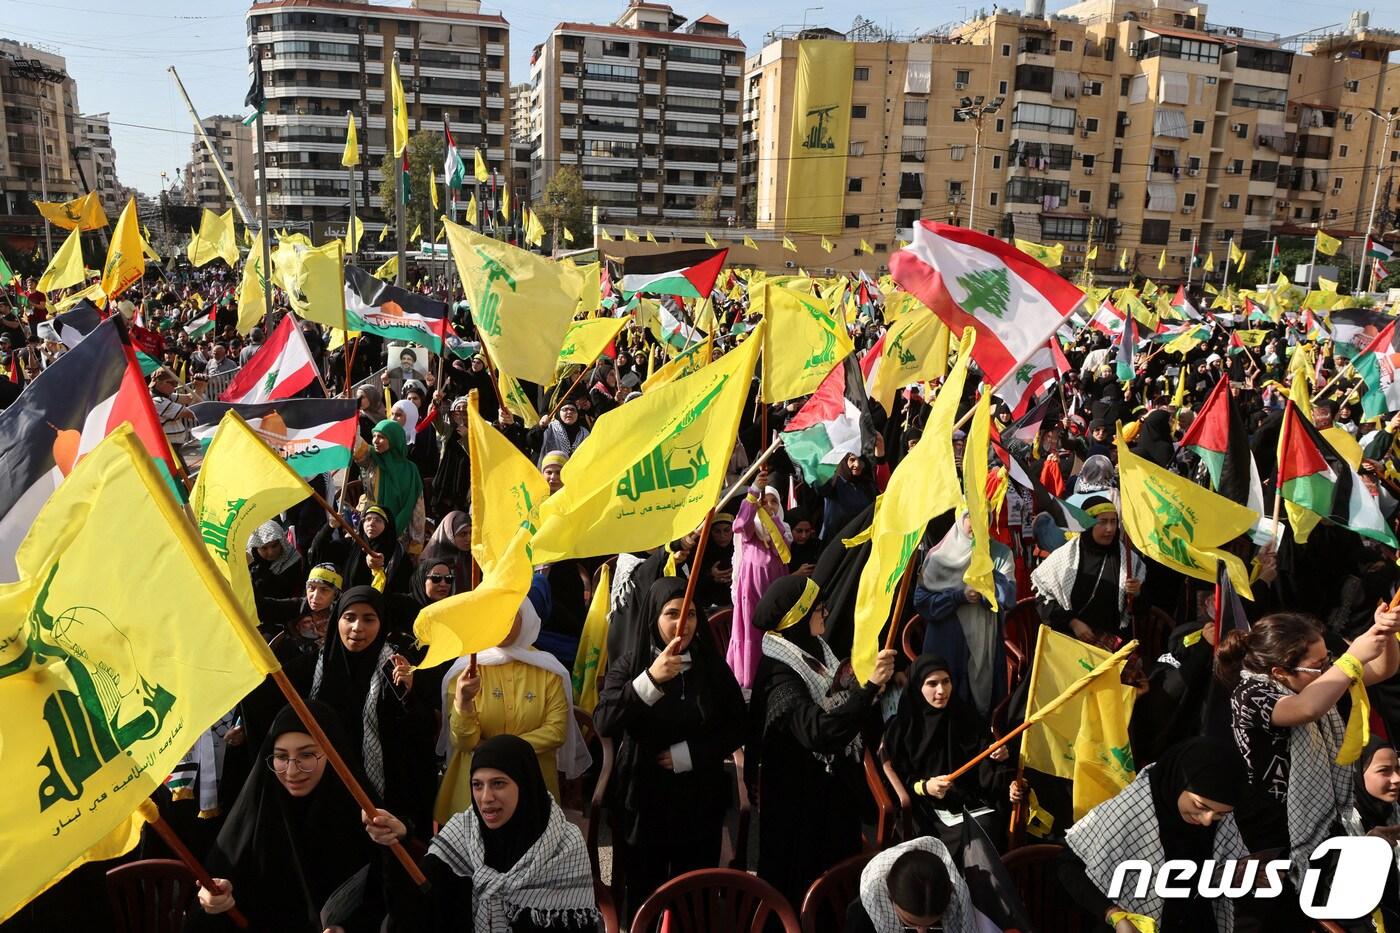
[438,599,593,779]
[392,398,419,446]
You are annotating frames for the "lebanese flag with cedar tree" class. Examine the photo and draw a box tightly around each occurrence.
[890,222,1084,388]
[996,336,1069,419]
[781,355,877,486]
[221,313,318,404]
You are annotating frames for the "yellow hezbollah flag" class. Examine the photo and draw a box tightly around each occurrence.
[0,426,277,922]
[571,564,610,714]
[389,54,409,158]
[743,235,759,251]
[851,330,975,683]
[54,281,107,313]
[705,231,717,248]
[237,232,268,334]
[37,226,85,294]
[643,336,712,393]
[525,208,547,247]
[101,198,144,299]
[373,254,398,282]
[558,317,626,369]
[445,219,582,385]
[341,110,359,167]
[962,388,998,609]
[192,411,313,618]
[466,192,479,227]
[563,227,574,244]
[187,208,238,268]
[344,215,364,254]
[645,230,658,244]
[1230,239,1246,271]
[624,228,639,243]
[35,192,107,231]
[574,261,601,316]
[782,236,797,253]
[1157,249,1167,272]
[760,284,855,402]
[474,148,490,184]
[414,527,533,670]
[498,368,541,424]
[1115,434,1256,598]
[785,40,854,235]
[468,395,549,575]
[860,239,874,255]
[1204,251,1215,272]
[531,326,764,563]
[866,307,950,414]
[1316,229,1341,256]
[273,239,347,330]
[1015,239,1064,268]
[821,236,834,254]
[501,182,511,222]
[1020,626,1138,820]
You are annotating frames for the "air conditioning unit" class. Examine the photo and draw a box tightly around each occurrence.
[824,267,835,275]
[784,260,796,269]
[1121,116,1131,126]
[1275,199,1287,209]
[1083,83,1096,95]
[1081,128,1090,138]
[955,82,967,90]
[1232,123,1247,134]
[1084,166,1094,175]
[1184,167,1198,176]
[1225,164,1238,174]
[1181,205,1195,214]
[1128,42,1140,57]
[1081,202,1092,212]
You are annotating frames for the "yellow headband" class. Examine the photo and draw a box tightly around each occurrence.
[776,578,821,632]
[307,566,344,590]
[1084,501,1117,518]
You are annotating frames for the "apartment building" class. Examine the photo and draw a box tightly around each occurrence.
[245,0,510,242]
[510,81,532,198]
[0,39,84,254]
[182,115,257,217]
[740,1,1400,282]
[529,2,744,224]
[75,113,122,219]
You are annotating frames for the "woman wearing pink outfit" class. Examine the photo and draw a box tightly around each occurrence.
[727,484,793,691]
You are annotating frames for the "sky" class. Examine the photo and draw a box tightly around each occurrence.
[2,0,1381,196]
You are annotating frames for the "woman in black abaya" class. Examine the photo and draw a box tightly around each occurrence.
[189,701,381,933]
[593,577,746,920]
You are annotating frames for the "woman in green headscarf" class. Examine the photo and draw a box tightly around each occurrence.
[356,419,424,552]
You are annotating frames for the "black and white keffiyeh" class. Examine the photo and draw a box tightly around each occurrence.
[761,631,862,765]
[1238,671,1354,879]
[1030,535,1143,620]
[1065,764,1243,931]
[858,837,978,933]
[313,641,392,796]
[428,802,599,932]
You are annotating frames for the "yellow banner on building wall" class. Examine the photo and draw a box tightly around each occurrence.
[784,40,854,236]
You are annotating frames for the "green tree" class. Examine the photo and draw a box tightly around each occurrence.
[1237,236,1359,293]
[377,130,443,243]
[534,166,590,247]
[695,184,723,225]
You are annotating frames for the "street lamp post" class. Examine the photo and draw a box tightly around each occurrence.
[954,95,1002,234]
[1361,107,1398,294]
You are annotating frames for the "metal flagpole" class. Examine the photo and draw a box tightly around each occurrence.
[1307,225,1320,288]
[393,51,406,288]
[1222,236,1233,294]
[1186,232,1197,290]
[346,110,357,266]
[252,68,275,325]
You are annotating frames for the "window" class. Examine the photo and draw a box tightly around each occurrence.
[999,80,1008,94]
[1014,65,1053,93]
[848,177,863,192]
[1086,81,1103,96]
[854,67,870,81]
[1010,102,1077,134]
[1002,44,1012,57]
[849,140,866,156]
[903,99,928,126]
[1146,182,1177,211]
[1193,119,1206,134]
[1153,109,1190,139]
[955,69,971,85]
[1043,216,1088,240]
[1006,177,1069,203]
[950,144,966,161]
[1082,153,1095,168]
[1158,71,1190,104]
[995,119,1004,132]
[1112,149,1124,172]
[948,180,965,197]
[1339,145,1349,157]
[1332,176,1344,193]
[1231,85,1287,111]
[992,154,1002,169]
[901,136,926,160]
[899,173,924,199]
[852,104,867,119]
[1137,34,1221,63]
[989,192,999,205]
[1059,38,1074,52]
[1078,188,1092,204]
[1343,113,1355,130]
[1225,193,1240,208]
[1084,117,1099,132]
[1120,76,1130,96]
[845,214,860,228]
[1180,228,1193,241]
[1183,191,1197,207]
[1141,219,1171,243]
[1188,156,1202,171]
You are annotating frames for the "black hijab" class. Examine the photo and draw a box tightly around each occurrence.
[341,506,404,589]
[472,734,553,872]
[1132,410,1176,468]
[411,556,456,609]
[204,701,373,931]
[1354,738,1399,832]
[751,574,824,658]
[311,585,389,752]
[881,654,987,789]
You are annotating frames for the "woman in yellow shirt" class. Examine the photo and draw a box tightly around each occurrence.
[435,597,591,824]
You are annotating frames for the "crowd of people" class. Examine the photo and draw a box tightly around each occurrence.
[5,254,1400,933]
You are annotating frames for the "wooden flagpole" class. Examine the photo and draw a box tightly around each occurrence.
[138,800,249,928]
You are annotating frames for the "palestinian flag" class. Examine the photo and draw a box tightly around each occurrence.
[344,265,449,353]
[0,318,180,581]
[184,311,215,340]
[891,221,1084,388]
[781,355,876,486]
[1114,313,1138,381]
[1328,307,1387,360]
[996,337,1069,420]
[650,297,705,352]
[617,247,727,299]
[1367,239,1394,263]
[1004,393,1055,446]
[990,426,1094,532]
[1354,321,1400,419]
[221,313,319,404]
[1278,402,1396,546]
[1170,286,1204,322]
[443,119,466,189]
[190,398,358,479]
[1180,376,1265,515]
[34,299,103,348]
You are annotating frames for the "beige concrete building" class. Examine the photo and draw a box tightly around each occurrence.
[510,81,532,197]
[183,115,257,217]
[528,2,744,224]
[75,112,123,219]
[0,39,84,256]
[739,2,1400,281]
[246,0,510,242]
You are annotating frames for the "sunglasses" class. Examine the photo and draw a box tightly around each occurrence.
[426,573,454,583]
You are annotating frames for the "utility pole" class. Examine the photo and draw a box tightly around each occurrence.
[1186,231,1197,290]
[954,95,1003,236]
[1360,107,1398,293]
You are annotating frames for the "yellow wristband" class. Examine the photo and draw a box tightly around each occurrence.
[1109,910,1157,933]
[914,780,926,796]
[1336,652,1365,684]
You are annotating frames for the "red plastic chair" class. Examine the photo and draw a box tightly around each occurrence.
[1003,597,1039,689]
[800,852,872,933]
[596,879,621,933]
[630,867,801,933]
[105,859,198,933]
[586,731,618,894]
[862,747,898,848]
[707,607,734,655]
[900,614,926,663]
[1001,844,1086,933]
